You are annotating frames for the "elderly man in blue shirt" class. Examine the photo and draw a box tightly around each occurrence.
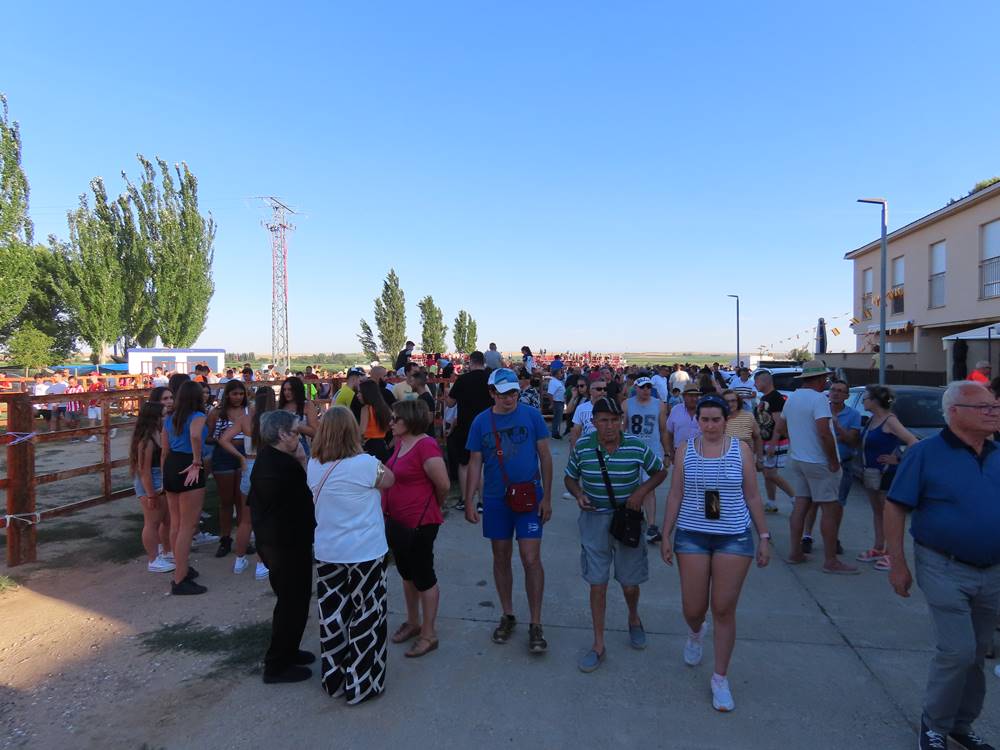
[885,380,1000,750]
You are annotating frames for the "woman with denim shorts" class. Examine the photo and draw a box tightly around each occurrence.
[661,394,772,713]
[130,401,172,574]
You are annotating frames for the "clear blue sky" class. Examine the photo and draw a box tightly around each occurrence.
[4,2,1000,357]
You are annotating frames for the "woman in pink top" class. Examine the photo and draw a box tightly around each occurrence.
[383,399,450,657]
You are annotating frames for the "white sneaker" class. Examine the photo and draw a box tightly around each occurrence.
[562,491,575,500]
[255,562,269,580]
[711,675,735,712]
[148,555,176,573]
[233,556,249,574]
[85,435,97,443]
[684,624,705,666]
[162,551,175,562]
[192,531,220,546]
[109,427,118,438]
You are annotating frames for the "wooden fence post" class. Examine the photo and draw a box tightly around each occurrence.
[6,393,37,566]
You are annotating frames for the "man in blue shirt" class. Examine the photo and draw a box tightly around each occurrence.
[885,381,1000,750]
[464,368,554,654]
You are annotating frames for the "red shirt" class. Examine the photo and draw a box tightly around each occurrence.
[382,436,444,528]
[87,382,104,406]
[969,370,990,384]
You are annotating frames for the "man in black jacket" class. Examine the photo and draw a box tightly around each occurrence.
[248,410,317,683]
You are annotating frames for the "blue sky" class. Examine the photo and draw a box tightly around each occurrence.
[4,1,1000,357]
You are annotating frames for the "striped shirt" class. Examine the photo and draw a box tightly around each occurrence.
[566,433,664,513]
[678,436,750,535]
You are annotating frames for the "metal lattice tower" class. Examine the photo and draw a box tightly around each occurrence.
[261,197,295,373]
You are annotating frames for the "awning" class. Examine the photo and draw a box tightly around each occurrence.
[942,322,1000,341]
[854,320,913,334]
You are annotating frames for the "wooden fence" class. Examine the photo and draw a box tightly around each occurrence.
[1,377,452,567]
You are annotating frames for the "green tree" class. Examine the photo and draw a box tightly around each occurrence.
[358,319,379,362]
[0,243,80,359]
[787,345,811,363]
[373,268,406,356]
[418,295,448,354]
[0,94,35,331]
[453,310,470,353]
[124,156,215,347]
[56,195,125,363]
[466,315,478,352]
[5,323,53,375]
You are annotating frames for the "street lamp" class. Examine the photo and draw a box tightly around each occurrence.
[727,294,740,368]
[858,198,888,386]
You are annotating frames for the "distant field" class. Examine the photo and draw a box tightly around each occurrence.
[621,353,737,367]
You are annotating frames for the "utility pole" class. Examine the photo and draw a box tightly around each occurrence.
[260,197,295,374]
[858,198,888,385]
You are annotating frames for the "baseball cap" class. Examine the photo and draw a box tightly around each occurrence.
[347,367,365,377]
[635,377,653,388]
[488,367,520,393]
[592,396,623,416]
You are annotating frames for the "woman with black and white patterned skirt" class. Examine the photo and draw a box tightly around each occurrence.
[307,406,395,704]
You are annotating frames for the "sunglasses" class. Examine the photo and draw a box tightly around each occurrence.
[592,386,606,392]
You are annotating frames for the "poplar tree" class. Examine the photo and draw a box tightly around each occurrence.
[418,295,448,354]
[124,156,215,348]
[0,243,80,358]
[466,315,478,352]
[56,194,125,362]
[0,94,34,331]
[358,319,379,362]
[453,310,470,353]
[373,268,406,356]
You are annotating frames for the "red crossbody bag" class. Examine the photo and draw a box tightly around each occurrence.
[490,410,538,513]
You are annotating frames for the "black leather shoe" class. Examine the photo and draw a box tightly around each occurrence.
[263,665,312,684]
[294,649,316,665]
[948,729,995,750]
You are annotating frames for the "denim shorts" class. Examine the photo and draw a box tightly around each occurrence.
[674,527,754,558]
[212,442,245,475]
[133,467,163,498]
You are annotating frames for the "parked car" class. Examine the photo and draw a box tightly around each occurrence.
[843,384,946,440]
[752,367,802,398]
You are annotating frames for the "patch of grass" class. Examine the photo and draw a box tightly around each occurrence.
[0,575,19,594]
[139,618,271,675]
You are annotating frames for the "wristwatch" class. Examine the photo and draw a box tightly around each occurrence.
[759,532,771,542]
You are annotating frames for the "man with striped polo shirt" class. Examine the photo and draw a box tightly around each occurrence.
[565,397,667,673]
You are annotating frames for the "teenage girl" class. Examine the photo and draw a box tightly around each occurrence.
[131,401,173,573]
[279,376,318,454]
[359,378,393,461]
[148,386,175,561]
[207,380,250,559]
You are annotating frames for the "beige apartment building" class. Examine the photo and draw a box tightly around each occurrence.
[845,180,1000,372]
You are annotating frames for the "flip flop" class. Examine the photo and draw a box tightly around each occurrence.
[823,563,861,575]
[405,636,439,658]
[391,622,421,644]
[785,556,809,565]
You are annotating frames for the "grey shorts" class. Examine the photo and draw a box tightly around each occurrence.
[578,510,649,587]
[782,457,842,503]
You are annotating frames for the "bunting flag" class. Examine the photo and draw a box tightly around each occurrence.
[831,327,841,336]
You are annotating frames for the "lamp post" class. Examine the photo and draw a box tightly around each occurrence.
[727,294,740,368]
[858,198,888,385]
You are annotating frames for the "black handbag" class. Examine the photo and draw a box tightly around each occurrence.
[596,448,643,548]
[384,444,434,555]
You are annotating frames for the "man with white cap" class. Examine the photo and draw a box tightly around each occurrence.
[623,377,669,543]
[776,360,858,574]
[969,360,992,385]
[464,367,554,654]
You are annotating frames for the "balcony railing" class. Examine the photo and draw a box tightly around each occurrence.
[928,272,945,308]
[982,256,1000,299]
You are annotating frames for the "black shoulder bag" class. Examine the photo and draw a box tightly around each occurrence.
[596,448,643,548]
[384,443,434,556]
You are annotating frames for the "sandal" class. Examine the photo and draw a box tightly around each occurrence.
[405,636,439,658]
[391,622,421,644]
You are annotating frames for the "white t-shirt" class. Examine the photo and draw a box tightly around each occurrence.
[308,454,388,564]
[651,374,670,400]
[783,388,835,464]
[668,370,690,392]
[152,376,169,387]
[47,381,67,395]
[547,377,565,403]
[573,400,596,436]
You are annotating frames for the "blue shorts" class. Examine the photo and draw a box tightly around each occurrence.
[674,527,754,558]
[133,467,163,498]
[212,442,245,475]
[482,491,543,541]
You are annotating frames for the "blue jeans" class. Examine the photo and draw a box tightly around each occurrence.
[837,458,854,505]
[550,401,564,437]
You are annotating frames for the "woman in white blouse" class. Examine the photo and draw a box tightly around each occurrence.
[307,406,394,705]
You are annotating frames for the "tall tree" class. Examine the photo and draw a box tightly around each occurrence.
[56,195,125,363]
[373,268,406,356]
[453,310,470,353]
[466,315,478,353]
[90,178,153,349]
[0,94,35,331]
[124,156,215,347]
[357,319,379,362]
[5,323,53,375]
[418,295,448,354]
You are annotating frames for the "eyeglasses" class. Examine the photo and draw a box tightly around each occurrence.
[591,387,606,392]
[953,403,1000,413]
[389,415,399,422]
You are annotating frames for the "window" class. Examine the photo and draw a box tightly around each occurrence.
[982,219,1000,298]
[929,241,946,308]
[891,256,905,314]
[861,267,873,319]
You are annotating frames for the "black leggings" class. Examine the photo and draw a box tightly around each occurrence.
[390,524,440,592]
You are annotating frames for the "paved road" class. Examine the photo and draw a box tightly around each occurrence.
[156,437,999,750]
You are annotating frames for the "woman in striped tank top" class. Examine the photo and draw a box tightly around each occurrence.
[660,395,771,713]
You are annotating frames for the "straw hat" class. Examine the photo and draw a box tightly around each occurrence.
[794,360,834,380]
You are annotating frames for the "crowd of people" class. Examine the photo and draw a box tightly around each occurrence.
[14,346,1000,747]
